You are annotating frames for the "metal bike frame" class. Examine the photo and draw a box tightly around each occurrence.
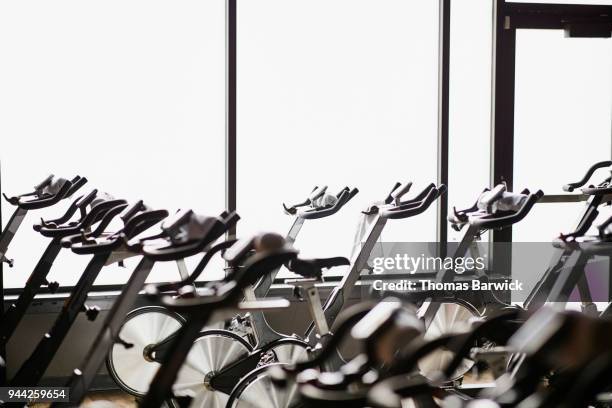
[0,207,28,266]
[524,193,612,310]
[305,215,388,339]
[249,216,305,345]
[175,213,391,396]
[0,237,63,343]
[51,256,157,407]
[9,252,111,387]
[420,223,481,326]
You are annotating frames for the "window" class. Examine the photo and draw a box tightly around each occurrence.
[0,0,225,288]
[448,0,493,243]
[236,0,440,276]
[513,30,612,241]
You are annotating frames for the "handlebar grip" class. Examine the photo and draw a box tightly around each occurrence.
[437,184,448,196]
[563,160,612,192]
[120,200,146,224]
[309,186,328,201]
[406,183,436,204]
[391,182,413,204]
[222,211,241,230]
[384,182,403,205]
[381,187,439,220]
[346,187,359,201]
[75,189,98,209]
[335,187,349,199]
[65,176,88,197]
[33,175,55,192]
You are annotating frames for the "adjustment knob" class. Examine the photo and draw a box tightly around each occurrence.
[84,305,100,321]
[47,281,60,293]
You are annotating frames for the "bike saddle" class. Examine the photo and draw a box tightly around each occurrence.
[149,240,298,314]
[287,256,350,279]
[2,175,86,209]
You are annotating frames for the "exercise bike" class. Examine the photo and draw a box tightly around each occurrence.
[136,232,318,408]
[225,182,445,408]
[51,208,240,407]
[106,186,358,398]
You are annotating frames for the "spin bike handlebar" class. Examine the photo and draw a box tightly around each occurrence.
[3,175,87,210]
[389,182,413,205]
[283,186,328,215]
[298,187,359,220]
[33,189,98,232]
[64,175,88,197]
[469,190,544,230]
[38,198,127,238]
[380,184,446,220]
[283,186,358,219]
[63,203,130,253]
[66,208,171,255]
[563,160,612,192]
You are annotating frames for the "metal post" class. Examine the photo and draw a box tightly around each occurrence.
[437,0,451,258]
[226,0,238,239]
[0,162,5,384]
[490,0,516,245]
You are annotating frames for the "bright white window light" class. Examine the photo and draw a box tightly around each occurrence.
[0,1,225,287]
[237,0,440,277]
